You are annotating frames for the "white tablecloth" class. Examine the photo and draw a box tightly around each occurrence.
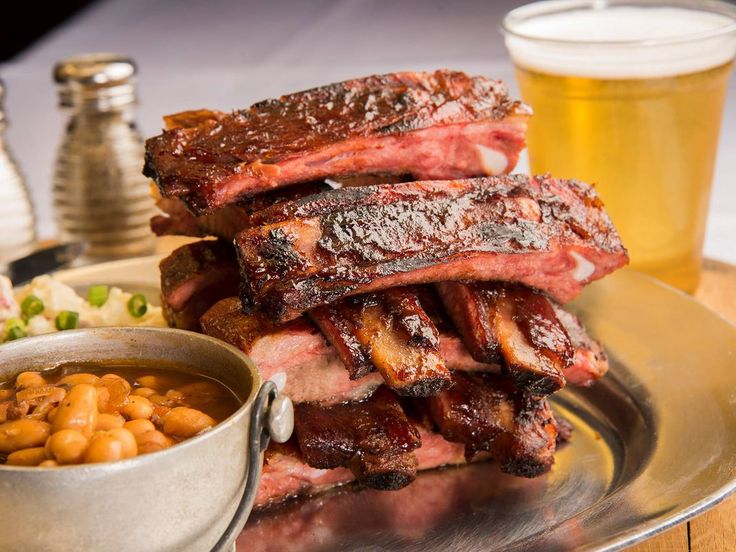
[1,0,734,262]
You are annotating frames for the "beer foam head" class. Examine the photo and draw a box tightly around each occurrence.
[504,3,736,78]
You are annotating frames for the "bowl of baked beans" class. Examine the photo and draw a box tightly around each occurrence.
[0,327,293,552]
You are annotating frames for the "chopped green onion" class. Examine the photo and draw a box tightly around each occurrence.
[88,285,109,307]
[55,310,79,331]
[21,295,44,319]
[5,318,27,341]
[127,293,147,318]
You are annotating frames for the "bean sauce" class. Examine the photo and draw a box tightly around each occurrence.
[0,363,241,467]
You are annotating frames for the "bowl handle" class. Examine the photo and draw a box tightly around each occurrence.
[210,381,294,552]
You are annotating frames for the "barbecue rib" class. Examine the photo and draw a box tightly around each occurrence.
[235,175,628,322]
[158,240,239,331]
[151,181,332,240]
[146,69,627,511]
[258,373,560,506]
[309,288,452,397]
[255,427,466,508]
[419,372,558,477]
[200,296,494,404]
[436,282,573,395]
[553,305,609,386]
[294,387,422,490]
[200,296,607,403]
[144,71,529,215]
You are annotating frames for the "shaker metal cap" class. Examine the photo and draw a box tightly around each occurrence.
[53,53,138,109]
[53,53,136,87]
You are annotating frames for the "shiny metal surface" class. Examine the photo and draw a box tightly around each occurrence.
[52,53,156,260]
[0,327,264,552]
[3,242,85,284]
[212,381,281,552]
[267,394,295,444]
[53,53,137,108]
[0,79,36,263]
[52,256,736,551]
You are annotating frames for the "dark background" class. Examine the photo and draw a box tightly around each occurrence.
[3,1,95,61]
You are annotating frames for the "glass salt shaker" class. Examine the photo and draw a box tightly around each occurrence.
[53,53,156,260]
[0,79,36,263]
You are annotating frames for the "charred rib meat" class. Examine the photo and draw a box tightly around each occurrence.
[293,386,422,490]
[144,71,529,214]
[236,175,628,322]
[158,240,239,331]
[310,287,451,397]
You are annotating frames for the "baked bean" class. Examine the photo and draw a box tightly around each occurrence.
[0,419,51,453]
[6,447,48,466]
[84,433,124,463]
[121,396,154,420]
[136,375,176,389]
[107,428,138,459]
[45,429,89,464]
[15,372,46,390]
[176,381,221,400]
[0,368,238,467]
[59,373,101,386]
[136,430,174,454]
[96,412,125,431]
[52,384,98,438]
[84,428,138,463]
[163,407,215,439]
[123,419,155,438]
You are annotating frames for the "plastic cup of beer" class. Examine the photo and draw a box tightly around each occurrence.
[502,0,736,292]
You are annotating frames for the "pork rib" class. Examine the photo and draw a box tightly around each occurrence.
[144,70,529,215]
[151,181,331,240]
[257,372,560,507]
[255,427,465,508]
[235,175,628,322]
[293,386,422,490]
[436,282,572,395]
[158,240,239,331]
[200,296,607,404]
[418,372,558,477]
[436,281,608,392]
[553,305,609,386]
[309,288,452,397]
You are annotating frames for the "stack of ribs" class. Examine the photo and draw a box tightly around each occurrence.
[145,70,627,508]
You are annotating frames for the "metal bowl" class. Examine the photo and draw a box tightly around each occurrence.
[0,327,293,552]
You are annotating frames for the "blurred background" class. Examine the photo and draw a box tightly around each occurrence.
[1,0,734,262]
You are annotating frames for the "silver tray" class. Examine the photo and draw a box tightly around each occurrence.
[55,257,736,551]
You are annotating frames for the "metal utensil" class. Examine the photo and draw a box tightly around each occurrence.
[1,242,85,284]
[0,327,293,552]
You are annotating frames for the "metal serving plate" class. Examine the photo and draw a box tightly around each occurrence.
[54,257,736,551]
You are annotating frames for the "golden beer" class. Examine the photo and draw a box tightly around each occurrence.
[504,1,736,292]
